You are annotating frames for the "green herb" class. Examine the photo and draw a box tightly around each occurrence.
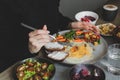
[43,76,49,80]
[47,64,54,72]
[23,71,36,80]
[64,30,75,39]
[98,39,101,44]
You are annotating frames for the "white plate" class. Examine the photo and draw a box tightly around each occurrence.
[44,30,108,65]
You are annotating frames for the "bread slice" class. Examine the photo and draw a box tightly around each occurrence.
[44,42,64,51]
[47,51,68,61]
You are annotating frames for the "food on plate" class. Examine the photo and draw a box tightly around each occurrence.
[67,42,93,59]
[16,58,55,80]
[44,30,101,64]
[44,42,65,51]
[45,42,93,63]
[64,42,93,64]
[97,23,116,36]
[53,29,100,45]
[81,16,96,22]
[47,51,68,61]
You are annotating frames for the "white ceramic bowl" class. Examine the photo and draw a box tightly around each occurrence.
[75,11,99,25]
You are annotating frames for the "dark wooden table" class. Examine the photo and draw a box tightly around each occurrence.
[0,7,120,80]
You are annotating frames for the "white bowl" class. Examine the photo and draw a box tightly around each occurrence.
[75,11,99,25]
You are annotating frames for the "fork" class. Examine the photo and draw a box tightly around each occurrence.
[21,23,56,39]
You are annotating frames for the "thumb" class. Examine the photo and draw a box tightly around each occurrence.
[42,25,50,33]
[42,25,47,30]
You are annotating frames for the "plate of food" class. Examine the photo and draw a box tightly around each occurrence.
[43,29,108,65]
[12,57,56,80]
[97,23,116,36]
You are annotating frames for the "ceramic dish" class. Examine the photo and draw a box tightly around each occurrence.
[75,11,99,25]
[97,23,116,36]
[12,57,56,80]
[43,30,108,65]
[69,64,105,80]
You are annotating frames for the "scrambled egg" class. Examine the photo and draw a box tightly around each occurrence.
[98,23,116,36]
[67,42,93,58]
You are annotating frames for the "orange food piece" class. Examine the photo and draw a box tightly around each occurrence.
[75,30,83,35]
[73,38,85,42]
[68,43,91,58]
[57,38,66,42]
[70,46,78,52]
[56,35,64,39]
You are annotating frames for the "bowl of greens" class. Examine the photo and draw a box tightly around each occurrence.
[12,57,55,80]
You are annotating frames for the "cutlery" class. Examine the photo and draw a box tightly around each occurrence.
[21,23,56,39]
[21,23,71,46]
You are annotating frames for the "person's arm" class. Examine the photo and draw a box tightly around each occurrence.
[57,12,99,33]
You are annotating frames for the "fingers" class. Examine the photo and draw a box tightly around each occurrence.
[29,29,50,37]
[30,38,50,48]
[28,25,51,53]
[29,41,48,53]
[29,35,50,43]
[78,22,99,34]
[71,21,100,34]
[42,25,47,30]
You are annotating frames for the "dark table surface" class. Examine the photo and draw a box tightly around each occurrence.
[0,5,120,80]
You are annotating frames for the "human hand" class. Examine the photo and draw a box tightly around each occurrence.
[28,25,50,53]
[70,21,99,34]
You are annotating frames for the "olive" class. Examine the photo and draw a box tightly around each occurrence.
[27,67,35,71]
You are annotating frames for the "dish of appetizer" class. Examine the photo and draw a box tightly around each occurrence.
[97,23,116,36]
[12,57,55,80]
[53,29,100,45]
[43,29,108,65]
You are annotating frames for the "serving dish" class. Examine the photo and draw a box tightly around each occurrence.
[75,11,99,25]
[69,64,105,80]
[43,30,108,65]
[97,23,116,36]
[12,57,55,80]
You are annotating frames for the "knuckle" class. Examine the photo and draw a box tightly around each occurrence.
[28,32,32,37]
[29,38,33,42]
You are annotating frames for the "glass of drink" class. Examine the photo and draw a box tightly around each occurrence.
[102,4,118,21]
[107,43,120,75]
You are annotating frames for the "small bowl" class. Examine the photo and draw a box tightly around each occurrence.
[75,11,99,25]
[69,64,105,80]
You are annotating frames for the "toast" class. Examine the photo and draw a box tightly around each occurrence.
[44,42,64,51]
[47,51,68,61]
